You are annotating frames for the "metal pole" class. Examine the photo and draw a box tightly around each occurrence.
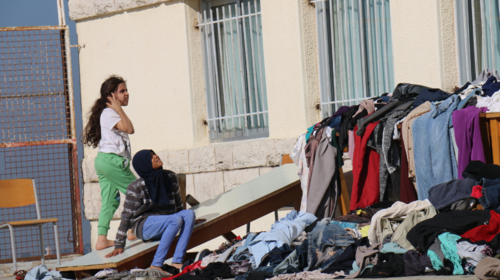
[228,4,243,130]
[247,1,261,127]
[253,0,267,126]
[234,3,250,130]
[241,2,256,128]
[329,0,338,112]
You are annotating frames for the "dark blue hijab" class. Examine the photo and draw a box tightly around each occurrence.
[132,149,172,205]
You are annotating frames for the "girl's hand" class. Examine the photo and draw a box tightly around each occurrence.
[106,92,122,112]
[105,248,124,258]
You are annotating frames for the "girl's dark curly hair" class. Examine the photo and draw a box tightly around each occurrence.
[81,76,127,148]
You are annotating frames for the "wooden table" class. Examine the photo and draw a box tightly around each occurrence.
[57,164,302,279]
[480,112,500,165]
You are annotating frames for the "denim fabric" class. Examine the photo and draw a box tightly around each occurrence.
[478,178,500,210]
[272,250,299,275]
[248,211,316,267]
[413,88,451,108]
[412,95,460,200]
[142,209,195,266]
[482,76,500,96]
[307,218,354,271]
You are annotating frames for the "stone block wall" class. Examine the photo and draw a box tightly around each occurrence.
[82,138,297,220]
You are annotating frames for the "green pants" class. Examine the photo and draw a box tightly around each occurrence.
[95,152,137,236]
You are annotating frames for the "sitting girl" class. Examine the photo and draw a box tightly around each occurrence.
[106,150,198,271]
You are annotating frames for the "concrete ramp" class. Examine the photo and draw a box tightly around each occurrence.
[57,164,301,278]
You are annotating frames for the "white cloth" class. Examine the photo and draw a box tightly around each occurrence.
[476,91,500,112]
[98,108,131,159]
[201,254,219,267]
[368,200,432,244]
[456,241,488,266]
[290,134,309,212]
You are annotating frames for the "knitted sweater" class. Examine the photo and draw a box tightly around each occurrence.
[114,170,183,249]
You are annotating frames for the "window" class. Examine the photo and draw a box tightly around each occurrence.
[455,0,500,85]
[314,0,394,118]
[199,0,268,142]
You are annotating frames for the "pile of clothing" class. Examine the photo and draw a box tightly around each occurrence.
[292,68,500,213]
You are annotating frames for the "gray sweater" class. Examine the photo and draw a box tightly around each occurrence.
[114,170,183,249]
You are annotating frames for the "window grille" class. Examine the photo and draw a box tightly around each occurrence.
[314,0,395,118]
[199,0,268,142]
[454,0,500,85]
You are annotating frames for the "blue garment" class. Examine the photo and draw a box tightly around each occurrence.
[25,265,62,280]
[307,219,354,271]
[248,210,316,268]
[482,76,500,96]
[142,209,195,266]
[329,116,342,131]
[413,88,451,108]
[380,242,407,254]
[330,221,359,229]
[478,178,500,210]
[228,232,258,262]
[413,95,460,200]
[305,125,315,142]
[427,178,477,211]
[438,233,464,275]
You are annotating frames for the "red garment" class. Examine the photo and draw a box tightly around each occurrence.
[471,185,483,198]
[162,261,203,280]
[350,122,380,211]
[400,136,417,203]
[461,210,500,242]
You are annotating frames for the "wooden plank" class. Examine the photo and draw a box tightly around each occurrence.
[480,112,500,119]
[177,174,187,209]
[57,164,301,274]
[490,118,500,165]
[337,167,350,216]
[1,218,58,227]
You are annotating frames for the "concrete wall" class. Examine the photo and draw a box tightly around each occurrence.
[390,0,459,91]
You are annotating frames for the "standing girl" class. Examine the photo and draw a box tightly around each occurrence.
[82,76,137,250]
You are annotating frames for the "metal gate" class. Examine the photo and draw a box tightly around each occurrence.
[0,25,82,262]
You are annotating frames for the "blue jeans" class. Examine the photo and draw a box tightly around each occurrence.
[413,95,459,199]
[142,209,195,267]
[478,178,500,210]
[307,219,354,271]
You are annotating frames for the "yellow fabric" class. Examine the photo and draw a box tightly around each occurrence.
[359,225,370,237]
[356,209,366,215]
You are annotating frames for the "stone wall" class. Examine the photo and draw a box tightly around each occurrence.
[82,137,297,220]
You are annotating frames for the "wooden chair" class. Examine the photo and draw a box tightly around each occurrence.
[0,179,61,271]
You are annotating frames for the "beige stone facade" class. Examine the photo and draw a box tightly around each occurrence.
[69,0,461,249]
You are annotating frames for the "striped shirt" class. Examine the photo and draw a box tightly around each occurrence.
[114,170,183,249]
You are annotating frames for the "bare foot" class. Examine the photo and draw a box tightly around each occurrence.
[127,229,137,241]
[149,266,168,273]
[171,263,183,270]
[95,236,114,251]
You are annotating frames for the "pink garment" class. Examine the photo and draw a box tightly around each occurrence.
[471,185,483,198]
[348,130,355,159]
[352,99,376,118]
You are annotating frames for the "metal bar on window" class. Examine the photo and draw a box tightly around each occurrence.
[358,0,367,100]
[382,0,389,91]
[489,0,495,69]
[329,0,338,114]
[471,0,478,77]
[246,1,261,127]
[343,1,353,102]
[228,4,243,130]
[462,0,471,82]
[240,2,256,128]
[480,0,486,69]
[207,9,225,132]
[221,7,238,131]
[335,0,347,109]
[321,0,332,116]
[200,12,217,133]
[374,0,382,94]
[350,0,359,103]
[234,2,249,130]
[366,0,374,97]
[253,0,267,125]
[215,7,231,131]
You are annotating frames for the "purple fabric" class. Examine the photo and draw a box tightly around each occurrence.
[333,106,355,117]
[452,106,487,179]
